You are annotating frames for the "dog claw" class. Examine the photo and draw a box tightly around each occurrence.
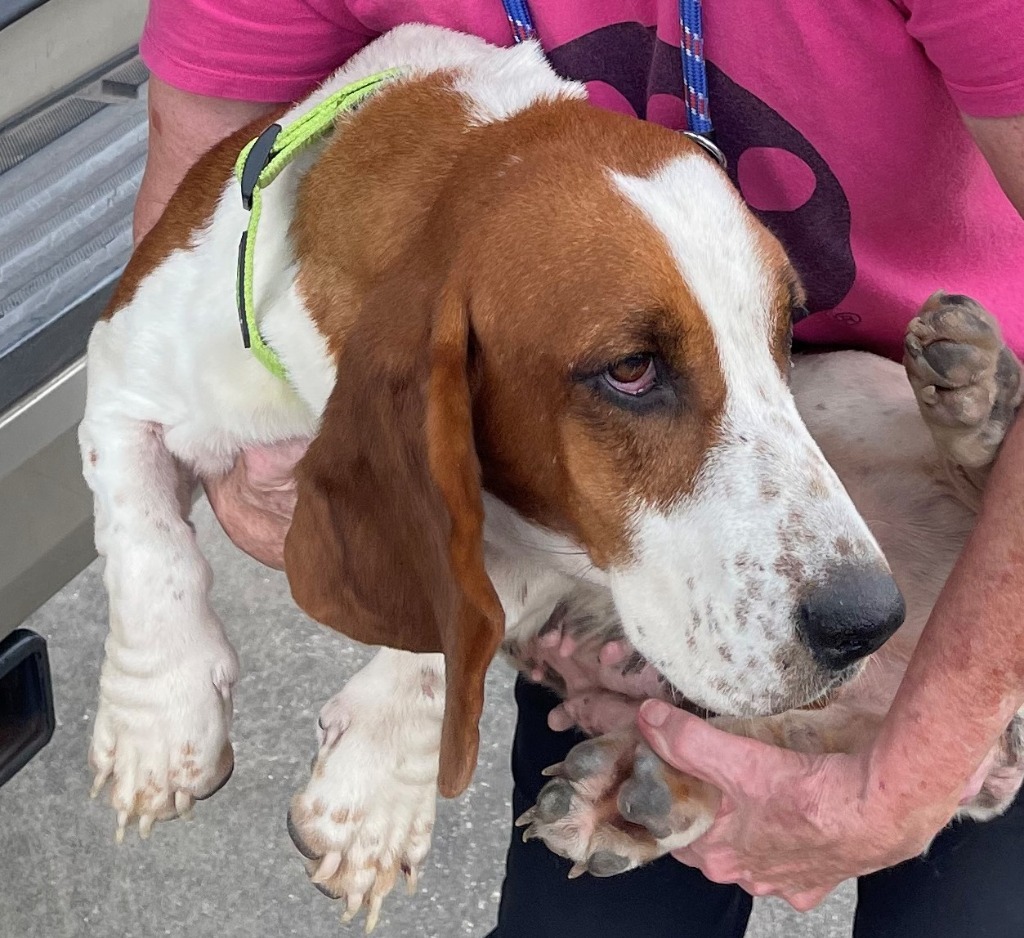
[541,762,565,777]
[404,865,419,895]
[115,810,128,844]
[174,789,194,819]
[138,813,154,840]
[365,895,383,933]
[568,862,587,879]
[514,807,537,828]
[321,726,342,749]
[89,770,108,799]
[344,890,366,926]
[312,851,342,884]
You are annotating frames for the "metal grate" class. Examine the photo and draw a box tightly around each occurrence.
[0,50,148,175]
[0,52,149,404]
[0,98,105,174]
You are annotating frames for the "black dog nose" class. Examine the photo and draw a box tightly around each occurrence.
[797,567,905,671]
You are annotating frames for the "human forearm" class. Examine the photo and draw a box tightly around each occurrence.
[962,112,1024,216]
[869,414,1024,815]
[134,77,285,243]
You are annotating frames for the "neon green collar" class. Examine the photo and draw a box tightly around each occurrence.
[234,68,402,380]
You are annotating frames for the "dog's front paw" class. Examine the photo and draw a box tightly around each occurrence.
[517,731,719,877]
[904,292,1023,470]
[288,682,442,932]
[89,634,238,841]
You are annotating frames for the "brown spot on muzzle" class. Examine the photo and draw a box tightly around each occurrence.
[773,552,807,585]
[834,536,854,558]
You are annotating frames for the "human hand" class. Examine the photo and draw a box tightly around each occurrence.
[637,700,960,909]
[515,625,667,734]
[202,439,309,569]
[546,637,665,734]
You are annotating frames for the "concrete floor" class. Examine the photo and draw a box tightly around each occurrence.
[0,501,855,937]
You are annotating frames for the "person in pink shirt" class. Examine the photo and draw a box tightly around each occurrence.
[134,2,1024,935]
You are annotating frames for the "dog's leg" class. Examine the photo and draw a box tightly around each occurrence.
[288,649,444,932]
[904,292,1023,500]
[903,296,1024,817]
[80,414,238,841]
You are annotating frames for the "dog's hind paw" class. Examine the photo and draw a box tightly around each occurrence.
[518,730,719,877]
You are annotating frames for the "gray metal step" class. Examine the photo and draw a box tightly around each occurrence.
[0,55,148,412]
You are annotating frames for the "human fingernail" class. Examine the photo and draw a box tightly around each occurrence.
[640,699,670,727]
[599,642,626,666]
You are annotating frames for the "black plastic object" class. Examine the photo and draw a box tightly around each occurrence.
[238,122,282,210]
[0,628,55,787]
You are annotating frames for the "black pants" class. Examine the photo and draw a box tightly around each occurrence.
[487,679,1024,938]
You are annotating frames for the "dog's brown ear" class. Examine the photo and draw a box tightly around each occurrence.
[284,278,504,798]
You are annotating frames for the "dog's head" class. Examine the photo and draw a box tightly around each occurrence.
[285,92,903,796]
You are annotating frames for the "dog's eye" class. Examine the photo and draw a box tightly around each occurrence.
[604,355,657,396]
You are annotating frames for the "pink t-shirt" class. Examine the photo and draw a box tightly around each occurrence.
[141,0,1024,360]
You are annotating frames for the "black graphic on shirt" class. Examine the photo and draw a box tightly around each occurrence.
[546,24,855,314]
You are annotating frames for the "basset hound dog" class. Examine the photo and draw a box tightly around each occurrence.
[80,24,1024,931]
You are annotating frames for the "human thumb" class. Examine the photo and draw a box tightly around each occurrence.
[638,699,776,792]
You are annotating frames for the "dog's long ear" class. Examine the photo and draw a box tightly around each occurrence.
[284,278,504,798]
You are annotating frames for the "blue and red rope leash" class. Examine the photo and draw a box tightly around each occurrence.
[502,0,539,43]
[501,0,719,149]
[680,0,713,136]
